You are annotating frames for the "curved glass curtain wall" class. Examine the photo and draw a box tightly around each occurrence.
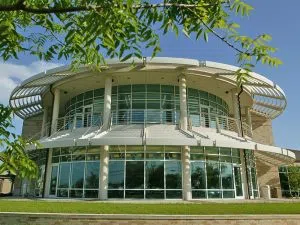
[63,84,228,128]
[187,88,229,128]
[45,145,258,199]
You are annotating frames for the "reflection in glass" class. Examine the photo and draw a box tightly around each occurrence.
[126,161,144,189]
[108,161,124,189]
[165,161,182,189]
[85,162,100,189]
[50,166,58,195]
[146,161,164,189]
[221,163,234,189]
[206,161,220,189]
[191,162,206,189]
[71,162,84,188]
[59,163,70,188]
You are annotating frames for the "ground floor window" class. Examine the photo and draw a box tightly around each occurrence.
[42,146,259,199]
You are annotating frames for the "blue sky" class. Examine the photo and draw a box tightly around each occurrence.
[2,0,299,149]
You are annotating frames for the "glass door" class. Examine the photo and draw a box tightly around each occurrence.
[49,164,59,197]
[234,165,244,199]
[83,105,93,127]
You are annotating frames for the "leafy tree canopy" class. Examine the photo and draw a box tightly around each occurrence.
[0,104,38,180]
[0,0,282,86]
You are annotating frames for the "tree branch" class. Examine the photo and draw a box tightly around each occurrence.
[0,1,202,14]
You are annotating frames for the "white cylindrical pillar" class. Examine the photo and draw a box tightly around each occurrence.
[182,146,192,200]
[43,149,53,197]
[103,76,112,130]
[41,106,48,138]
[99,145,109,200]
[51,88,61,134]
[231,89,242,137]
[179,74,188,131]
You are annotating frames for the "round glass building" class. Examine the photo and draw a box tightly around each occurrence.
[9,57,295,200]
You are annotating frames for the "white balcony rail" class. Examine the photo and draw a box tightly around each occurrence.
[52,113,102,134]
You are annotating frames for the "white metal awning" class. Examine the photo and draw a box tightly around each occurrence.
[27,124,295,164]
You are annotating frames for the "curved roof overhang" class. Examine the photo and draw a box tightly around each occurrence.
[9,57,286,119]
[26,124,295,165]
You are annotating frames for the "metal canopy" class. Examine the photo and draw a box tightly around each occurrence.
[9,57,286,119]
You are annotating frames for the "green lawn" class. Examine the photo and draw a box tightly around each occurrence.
[0,200,300,214]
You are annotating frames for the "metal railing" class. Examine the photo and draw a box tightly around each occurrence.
[53,113,102,133]
[111,109,180,125]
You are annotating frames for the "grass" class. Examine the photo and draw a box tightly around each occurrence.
[1,200,300,214]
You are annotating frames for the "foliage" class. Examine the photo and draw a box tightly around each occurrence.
[0,104,38,179]
[0,0,282,86]
[287,165,300,198]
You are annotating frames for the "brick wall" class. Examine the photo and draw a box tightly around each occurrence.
[22,114,43,139]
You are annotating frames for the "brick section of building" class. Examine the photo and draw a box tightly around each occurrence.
[21,114,43,138]
[251,115,274,146]
[251,114,281,198]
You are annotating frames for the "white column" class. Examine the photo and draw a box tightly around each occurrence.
[103,75,112,130]
[43,149,53,197]
[44,88,60,197]
[99,145,109,200]
[179,74,192,200]
[179,74,188,131]
[41,106,48,138]
[182,146,192,200]
[231,89,242,137]
[51,88,61,134]
[240,149,250,199]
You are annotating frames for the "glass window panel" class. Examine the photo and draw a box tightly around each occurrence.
[87,147,100,154]
[110,145,126,152]
[85,162,100,189]
[52,156,59,163]
[84,99,93,105]
[85,190,98,198]
[161,100,174,110]
[57,189,68,197]
[126,153,144,160]
[206,155,219,161]
[161,85,174,93]
[221,163,234,189]
[70,189,83,198]
[118,85,131,93]
[146,146,163,152]
[132,100,145,109]
[208,190,221,198]
[205,147,219,155]
[86,154,100,161]
[146,190,164,199]
[232,157,241,164]
[232,149,240,157]
[58,163,70,188]
[146,153,164,160]
[165,161,182,189]
[71,162,84,188]
[72,147,86,155]
[50,166,58,195]
[61,147,71,155]
[126,146,143,152]
[94,88,104,97]
[147,84,160,92]
[108,161,124,189]
[112,86,118,94]
[147,92,160,99]
[223,191,235,198]
[132,84,146,92]
[192,191,206,199]
[146,161,164,189]
[220,148,231,156]
[166,191,182,199]
[191,162,206,189]
[251,167,258,190]
[220,156,232,163]
[109,153,125,160]
[191,154,205,160]
[206,161,220,189]
[126,161,144,189]
[108,190,124,198]
[125,190,144,199]
[165,146,181,152]
[60,155,71,162]
[191,146,204,154]
[132,92,146,99]
[165,153,181,160]
[147,100,160,109]
[72,154,85,161]
[188,88,199,97]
